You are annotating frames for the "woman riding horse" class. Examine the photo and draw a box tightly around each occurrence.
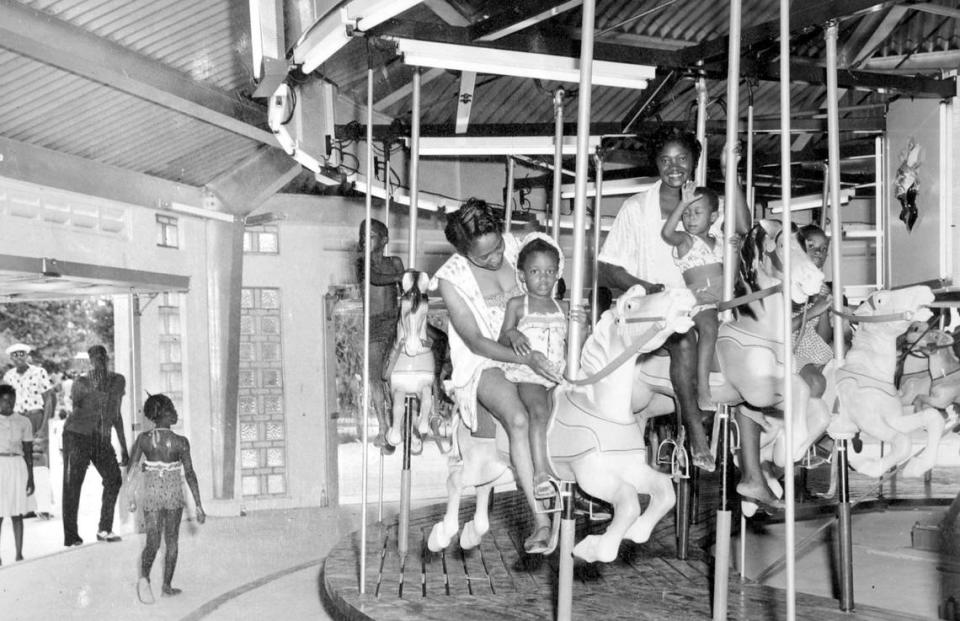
[431,198,561,554]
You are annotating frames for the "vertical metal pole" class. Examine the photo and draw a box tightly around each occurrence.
[746,97,755,218]
[504,157,516,234]
[591,151,604,325]
[820,162,830,231]
[713,405,732,620]
[837,440,855,611]
[939,101,952,283]
[398,395,414,556]
[739,514,747,579]
[383,141,391,252]
[359,65,374,596]
[409,68,421,269]
[874,136,885,289]
[780,5,797,621]
[695,73,709,186]
[826,21,853,613]
[552,88,565,242]
[558,3,595,618]
[128,294,143,433]
[556,481,577,621]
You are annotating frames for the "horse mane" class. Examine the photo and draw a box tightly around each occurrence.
[579,309,618,378]
[731,221,767,320]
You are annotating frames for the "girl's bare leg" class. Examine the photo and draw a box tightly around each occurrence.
[138,510,160,604]
[161,508,183,595]
[477,369,552,553]
[518,383,553,496]
[12,516,23,561]
[694,310,718,410]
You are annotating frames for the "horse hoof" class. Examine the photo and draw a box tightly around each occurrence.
[460,521,486,550]
[741,500,758,518]
[386,429,401,447]
[428,522,456,552]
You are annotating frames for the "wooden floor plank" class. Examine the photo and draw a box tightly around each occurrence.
[324,465,956,620]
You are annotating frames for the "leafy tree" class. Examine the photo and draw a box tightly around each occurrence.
[0,298,114,373]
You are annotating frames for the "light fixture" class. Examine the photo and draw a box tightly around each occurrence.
[768,190,853,213]
[560,177,658,199]
[391,38,655,90]
[418,135,602,156]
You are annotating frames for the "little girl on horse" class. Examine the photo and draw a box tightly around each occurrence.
[499,234,585,502]
[661,182,724,412]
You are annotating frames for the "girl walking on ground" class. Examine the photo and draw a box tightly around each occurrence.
[0,384,34,564]
[127,393,205,604]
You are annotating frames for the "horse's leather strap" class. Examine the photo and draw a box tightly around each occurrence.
[830,308,915,323]
[565,324,663,386]
[716,284,782,312]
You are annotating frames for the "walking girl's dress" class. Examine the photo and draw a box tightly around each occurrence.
[139,429,184,511]
[0,412,32,518]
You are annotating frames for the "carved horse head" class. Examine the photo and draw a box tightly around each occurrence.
[735,219,824,314]
[396,270,431,357]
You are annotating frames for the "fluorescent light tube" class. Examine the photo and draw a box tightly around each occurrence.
[392,38,654,90]
[418,135,601,156]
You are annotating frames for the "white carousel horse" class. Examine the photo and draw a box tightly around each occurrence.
[900,322,960,411]
[822,286,954,478]
[384,270,435,451]
[426,285,697,562]
[631,220,830,476]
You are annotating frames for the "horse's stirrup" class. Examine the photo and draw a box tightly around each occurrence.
[671,444,690,480]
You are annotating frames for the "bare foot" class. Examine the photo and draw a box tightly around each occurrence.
[736,481,784,510]
[161,585,182,597]
[523,518,557,555]
[691,446,716,473]
[137,577,155,605]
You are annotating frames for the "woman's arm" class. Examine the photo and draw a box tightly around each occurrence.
[358,256,405,286]
[498,297,531,356]
[125,434,143,476]
[22,441,34,496]
[597,262,662,294]
[179,437,206,524]
[439,279,525,364]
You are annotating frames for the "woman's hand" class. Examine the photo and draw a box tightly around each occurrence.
[721,140,743,170]
[525,351,563,383]
[195,506,206,525]
[504,329,532,357]
[809,293,832,317]
[26,476,34,497]
[569,303,589,326]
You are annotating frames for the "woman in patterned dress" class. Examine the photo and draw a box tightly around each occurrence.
[431,198,563,554]
[127,394,205,604]
[794,224,835,397]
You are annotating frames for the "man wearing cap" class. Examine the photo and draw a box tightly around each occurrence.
[62,345,128,546]
[3,343,56,519]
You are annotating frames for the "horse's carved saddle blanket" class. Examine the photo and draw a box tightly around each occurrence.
[548,389,646,477]
[716,323,786,368]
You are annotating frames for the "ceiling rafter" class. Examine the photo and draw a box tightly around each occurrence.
[371,17,955,99]
[470,0,583,42]
[0,0,274,146]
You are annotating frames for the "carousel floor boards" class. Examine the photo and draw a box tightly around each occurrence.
[322,464,951,620]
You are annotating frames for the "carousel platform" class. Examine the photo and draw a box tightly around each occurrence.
[322,464,958,621]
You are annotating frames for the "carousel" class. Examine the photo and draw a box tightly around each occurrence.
[267,1,960,619]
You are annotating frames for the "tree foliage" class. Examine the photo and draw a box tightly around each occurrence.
[0,299,114,373]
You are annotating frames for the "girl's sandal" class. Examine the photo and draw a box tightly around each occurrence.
[523,513,561,555]
[162,585,183,597]
[533,473,559,500]
[137,577,155,605]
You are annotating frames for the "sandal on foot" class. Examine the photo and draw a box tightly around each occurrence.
[137,577,155,605]
[523,516,560,555]
[692,450,716,473]
[533,474,559,500]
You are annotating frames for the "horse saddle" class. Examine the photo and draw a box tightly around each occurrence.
[547,389,646,480]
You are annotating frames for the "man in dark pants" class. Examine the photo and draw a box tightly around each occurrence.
[62,345,129,546]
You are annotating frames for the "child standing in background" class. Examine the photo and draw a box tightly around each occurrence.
[127,394,205,604]
[0,384,33,564]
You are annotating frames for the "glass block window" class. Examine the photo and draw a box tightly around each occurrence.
[156,214,179,248]
[243,225,279,254]
[154,294,184,421]
[239,287,286,498]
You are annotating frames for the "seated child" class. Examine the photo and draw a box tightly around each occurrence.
[498,234,586,500]
[127,394,205,604]
[0,384,33,564]
[661,182,724,412]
